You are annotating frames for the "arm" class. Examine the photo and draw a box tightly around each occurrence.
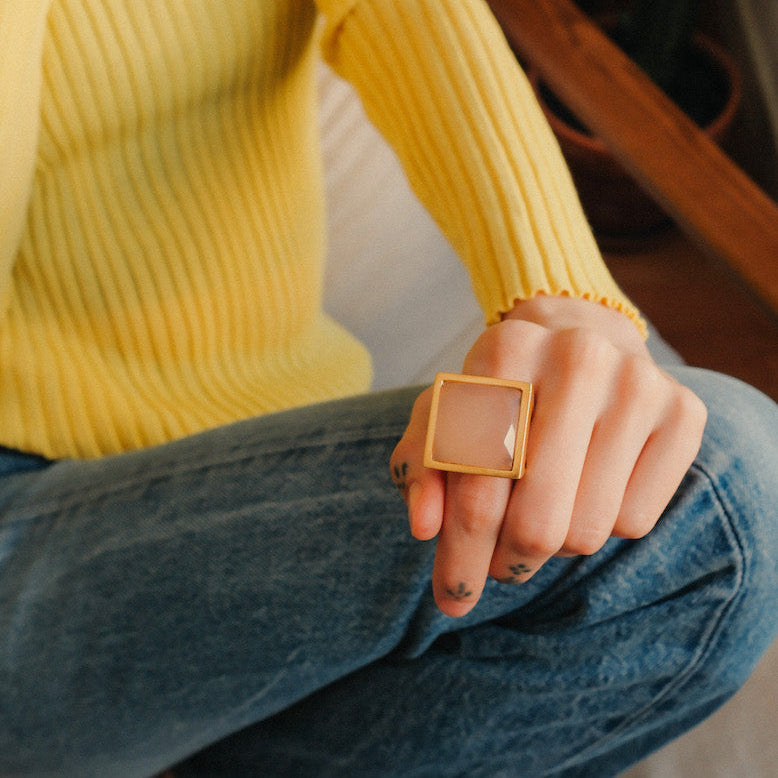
[316,0,645,332]
[316,0,705,616]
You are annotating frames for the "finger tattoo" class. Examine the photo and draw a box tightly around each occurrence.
[445,582,474,601]
[496,562,534,585]
[392,462,409,493]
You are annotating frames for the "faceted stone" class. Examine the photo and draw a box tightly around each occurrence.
[431,378,523,472]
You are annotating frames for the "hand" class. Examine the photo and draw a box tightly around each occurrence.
[390,296,707,617]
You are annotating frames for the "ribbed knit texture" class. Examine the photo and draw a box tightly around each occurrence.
[3,0,372,458]
[1,0,641,459]
[321,0,642,327]
[0,1,50,313]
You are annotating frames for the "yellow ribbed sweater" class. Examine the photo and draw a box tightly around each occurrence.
[0,0,641,460]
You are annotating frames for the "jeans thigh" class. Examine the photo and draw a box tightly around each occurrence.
[176,367,778,778]
[0,388,435,777]
[2,369,776,777]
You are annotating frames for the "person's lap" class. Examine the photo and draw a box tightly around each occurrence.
[0,367,776,777]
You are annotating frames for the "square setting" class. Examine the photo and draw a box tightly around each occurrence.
[424,373,533,478]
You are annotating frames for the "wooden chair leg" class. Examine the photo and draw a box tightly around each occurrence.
[487,0,778,316]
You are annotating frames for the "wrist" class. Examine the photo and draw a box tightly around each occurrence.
[502,295,648,356]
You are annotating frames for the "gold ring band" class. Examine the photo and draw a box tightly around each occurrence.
[423,372,534,479]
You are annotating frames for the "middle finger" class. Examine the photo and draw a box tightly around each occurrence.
[432,472,512,617]
[489,365,603,583]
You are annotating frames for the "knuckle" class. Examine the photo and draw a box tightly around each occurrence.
[455,515,488,538]
[557,328,612,372]
[619,353,660,401]
[506,522,566,559]
[462,319,546,379]
[615,510,658,540]
[675,386,708,428]
[563,526,610,556]
[463,331,511,378]
[453,493,501,536]
[618,525,652,541]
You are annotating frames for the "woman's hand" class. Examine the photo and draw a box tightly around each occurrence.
[390,296,707,617]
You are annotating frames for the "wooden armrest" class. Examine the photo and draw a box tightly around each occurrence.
[487,0,778,316]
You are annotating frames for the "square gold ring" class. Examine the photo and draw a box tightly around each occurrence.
[423,372,534,479]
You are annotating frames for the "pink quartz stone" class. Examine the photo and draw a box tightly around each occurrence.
[431,379,523,472]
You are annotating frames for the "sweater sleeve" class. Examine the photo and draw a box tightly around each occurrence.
[315,0,645,334]
[0,1,51,313]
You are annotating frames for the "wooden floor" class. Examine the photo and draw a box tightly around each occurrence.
[605,228,778,402]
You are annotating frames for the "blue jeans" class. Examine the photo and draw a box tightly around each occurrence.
[0,367,776,777]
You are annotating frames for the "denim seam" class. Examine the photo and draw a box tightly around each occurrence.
[1,422,405,525]
[544,459,747,775]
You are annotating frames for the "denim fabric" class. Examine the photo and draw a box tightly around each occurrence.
[0,367,776,777]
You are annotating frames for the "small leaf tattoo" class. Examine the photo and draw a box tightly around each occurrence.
[497,562,534,585]
[446,582,473,601]
[392,462,409,493]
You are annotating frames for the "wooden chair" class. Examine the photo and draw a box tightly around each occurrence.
[487,0,778,317]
